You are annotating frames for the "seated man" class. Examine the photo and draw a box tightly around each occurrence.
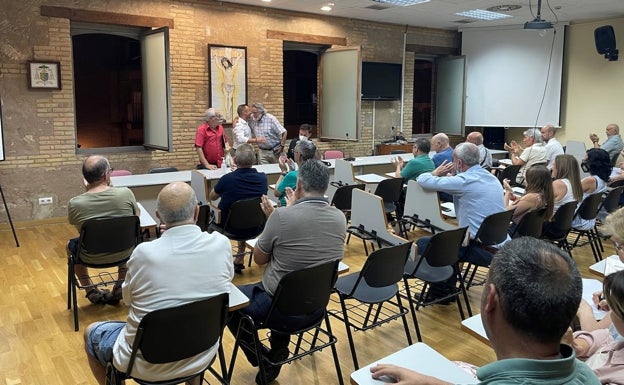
[274,140,317,206]
[392,137,434,218]
[286,123,313,160]
[227,160,346,385]
[465,131,492,168]
[370,237,600,385]
[67,155,140,305]
[84,182,234,385]
[209,143,268,272]
[505,128,547,184]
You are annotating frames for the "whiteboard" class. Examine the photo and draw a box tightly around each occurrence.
[461,24,565,127]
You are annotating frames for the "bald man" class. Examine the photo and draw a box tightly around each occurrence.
[541,124,564,169]
[590,123,624,163]
[466,131,492,168]
[431,133,453,168]
[84,182,234,385]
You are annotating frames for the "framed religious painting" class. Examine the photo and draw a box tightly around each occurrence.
[208,45,247,124]
[27,61,62,90]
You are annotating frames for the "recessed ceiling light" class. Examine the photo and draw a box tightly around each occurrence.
[372,0,430,6]
[261,0,271,2]
[456,9,513,21]
[321,2,334,11]
[486,5,522,12]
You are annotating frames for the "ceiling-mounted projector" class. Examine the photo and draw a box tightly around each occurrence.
[524,0,553,30]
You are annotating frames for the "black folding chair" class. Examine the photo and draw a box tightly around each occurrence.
[229,260,343,385]
[401,227,470,342]
[510,208,547,238]
[570,193,605,262]
[541,200,579,256]
[67,215,141,331]
[329,242,413,370]
[330,183,365,220]
[105,293,229,385]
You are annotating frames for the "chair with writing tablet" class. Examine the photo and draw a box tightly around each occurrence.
[570,193,604,262]
[540,200,578,256]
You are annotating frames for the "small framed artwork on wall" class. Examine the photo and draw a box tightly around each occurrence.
[208,45,247,124]
[27,61,62,90]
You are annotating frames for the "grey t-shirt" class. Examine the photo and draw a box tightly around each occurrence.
[256,197,347,295]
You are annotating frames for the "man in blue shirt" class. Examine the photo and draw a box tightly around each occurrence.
[210,143,268,271]
[430,133,453,168]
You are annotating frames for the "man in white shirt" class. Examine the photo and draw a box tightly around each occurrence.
[505,128,547,184]
[232,103,266,150]
[541,124,564,169]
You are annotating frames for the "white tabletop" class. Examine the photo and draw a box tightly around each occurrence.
[590,255,624,277]
[229,283,249,311]
[111,170,192,188]
[350,342,478,385]
[488,149,508,155]
[137,202,157,228]
[498,158,512,166]
[461,314,489,345]
[440,202,456,218]
[355,173,389,184]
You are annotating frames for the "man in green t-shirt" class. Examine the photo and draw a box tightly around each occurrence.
[392,137,435,181]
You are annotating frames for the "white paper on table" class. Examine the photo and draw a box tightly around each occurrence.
[582,278,608,320]
[605,255,624,276]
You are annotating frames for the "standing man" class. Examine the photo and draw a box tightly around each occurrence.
[590,123,624,163]
[505,128,547,184]
[232,104,266,150]
[430,133,453,168]
[466,131,492,168]
[227,160,346,384]
[541,124,564,169]
[249,102,287,164]
[195,108,229,170]
[84,182,233,385]
[369,238,600,385]
[392,137,434,181]
[209,143,268,272]
[68,155,140,305]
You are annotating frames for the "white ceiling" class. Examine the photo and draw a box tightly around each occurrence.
[221,0,624,31]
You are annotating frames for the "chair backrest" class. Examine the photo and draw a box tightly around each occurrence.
[324,150,344,160]
[268,260,339,321]
[223,197,265,232]
[603,186,624,213]
[126,293,229,376]
[576,192,605,221]
[403,180,456,232]
[511,208,547,238]
[110,169,132,177]
[78,216,141,263]
[498,165,521,184]
[196,204,211,232]
[546,200,578,235]
[359,242,413,289]
[148,167,179,174]
[473,210,514,246]
[373,177,404,204]
[330,184,365,212]
[420,227,468,268]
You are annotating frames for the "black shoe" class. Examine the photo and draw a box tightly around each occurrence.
[255,347,289,384]
[234,263,245,274]
[245,345,269,368]
[422,290,454,306]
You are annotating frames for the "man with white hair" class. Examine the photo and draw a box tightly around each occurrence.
[541,124,564,169]
[590,123,623,163]
[505,128,547,184]
[249,102,287,164]
[430,133,453,168]
[195,108,229,169]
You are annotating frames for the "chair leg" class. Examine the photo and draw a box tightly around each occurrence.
[324,314,345,385]
[402,277,422,342]
[337,296,360,370]
[395,293,412,346]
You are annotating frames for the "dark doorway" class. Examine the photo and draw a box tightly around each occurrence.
[73,33,142,148]
[283,50,318,138]
[412,59,433,135]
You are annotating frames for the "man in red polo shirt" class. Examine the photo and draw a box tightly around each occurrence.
[195,108,229,169]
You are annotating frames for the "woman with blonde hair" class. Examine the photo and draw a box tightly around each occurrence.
[503,165,554,234]
[551,154,584,213]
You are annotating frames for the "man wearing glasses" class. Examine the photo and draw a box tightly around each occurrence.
[248,102,287,165]
[195,108,229,170]
[391,137,434,181]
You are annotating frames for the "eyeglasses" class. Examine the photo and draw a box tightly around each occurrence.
[613,240,623,253]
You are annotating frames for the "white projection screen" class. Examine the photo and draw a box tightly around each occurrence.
[461,24,565,127]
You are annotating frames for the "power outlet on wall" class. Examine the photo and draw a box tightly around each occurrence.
[38,197,53,205]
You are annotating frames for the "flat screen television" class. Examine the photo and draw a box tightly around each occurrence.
[361,62,402,101]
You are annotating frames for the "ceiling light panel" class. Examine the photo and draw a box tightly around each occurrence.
[372,0,430,6]
[455,9,513,21]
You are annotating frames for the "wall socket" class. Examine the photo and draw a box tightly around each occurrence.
[38,197,53,205]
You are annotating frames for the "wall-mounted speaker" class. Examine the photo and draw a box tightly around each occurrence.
[594,25,619,61]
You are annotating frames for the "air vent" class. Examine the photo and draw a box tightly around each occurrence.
[366,4,392,10]
[454,19,476,24]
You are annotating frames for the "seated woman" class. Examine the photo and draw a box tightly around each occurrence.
[552,154,584,213]
[572,269,624,384]
[572,148,612,230]
[503,165,554,235]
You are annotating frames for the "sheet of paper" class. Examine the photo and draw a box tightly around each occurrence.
[582,278,608,320]
[605,255,624,276]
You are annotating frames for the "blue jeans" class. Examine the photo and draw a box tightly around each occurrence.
[86,321,125,366]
